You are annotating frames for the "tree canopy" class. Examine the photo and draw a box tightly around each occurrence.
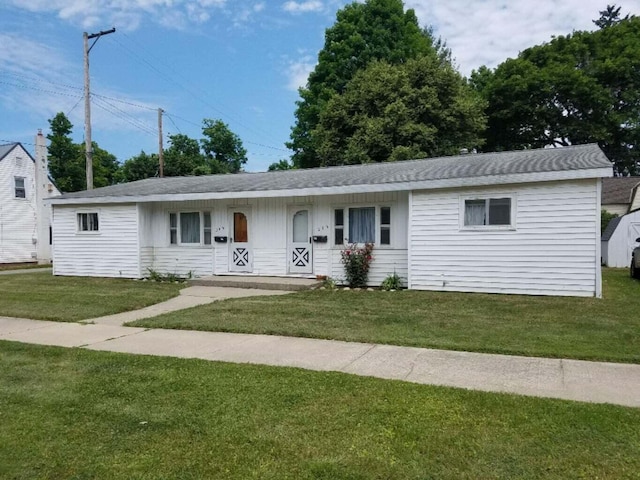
[313,57,485,165]
[471,10,640,174]
[47,112,120,192]
[119,119,247,182]
[288,0,442,168]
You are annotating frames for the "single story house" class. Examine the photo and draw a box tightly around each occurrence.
[49,144,612,297]
[0,134,60,264]
[601,210,640,268]
[602,176,640,216]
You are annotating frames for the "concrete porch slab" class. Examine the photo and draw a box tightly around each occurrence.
[190,275,321,291]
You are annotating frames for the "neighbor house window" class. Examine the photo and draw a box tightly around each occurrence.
[169,212,211,246]
[14,177,25,198]
[334,206,391,245]
[464,197,512,227]
[77,212,99,232]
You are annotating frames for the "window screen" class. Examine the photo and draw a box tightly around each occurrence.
[349,207,375,243]
[180,212,200,244]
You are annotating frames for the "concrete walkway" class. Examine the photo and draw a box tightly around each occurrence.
[1,316,639,408]
[86,286,292,326]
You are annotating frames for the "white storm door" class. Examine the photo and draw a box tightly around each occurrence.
[288,208,312,274]
[229,209,252,272]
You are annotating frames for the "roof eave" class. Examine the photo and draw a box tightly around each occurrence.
[48,166,613,206]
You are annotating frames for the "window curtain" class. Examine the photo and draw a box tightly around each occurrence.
[292,210,308,243]
[180,212,200,243]
[349,207,375,243]
[464,200,485,226]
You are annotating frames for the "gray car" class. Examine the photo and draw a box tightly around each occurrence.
[632,237,640,279]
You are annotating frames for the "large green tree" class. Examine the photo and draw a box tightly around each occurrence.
[471,10,640,174]
[119,151,159,182]
[288,0,440,168]
[313,57,485,165]
[46,112,120,191]
[47,113,83,192]
[200,118,247,173]
[163,134,207,176]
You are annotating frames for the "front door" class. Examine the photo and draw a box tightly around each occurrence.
[288,207,312,274]
[229,209,252,272]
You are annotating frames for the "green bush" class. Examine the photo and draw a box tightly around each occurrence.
[381,273,403,291]
[340,243,374,287]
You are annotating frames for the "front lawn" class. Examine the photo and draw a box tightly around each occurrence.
[0,272,182,321]
[1,341,639,479]
[130,268,640,363]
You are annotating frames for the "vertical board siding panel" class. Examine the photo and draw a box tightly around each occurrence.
[409,180,598,296]
[53,204,140,278]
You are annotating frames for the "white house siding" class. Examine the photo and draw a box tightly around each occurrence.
[52,204,140,278]
[602,210,640,267]
[0,148,38,263]
[136,191,408,281]
[409,180,600,297]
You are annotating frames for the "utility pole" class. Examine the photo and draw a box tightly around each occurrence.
[158,108,164,177]
[84,27,115,190]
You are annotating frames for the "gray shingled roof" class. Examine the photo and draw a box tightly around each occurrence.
[0,143,18,161]
[58,143,612,200]
[602,215,622,242]
[602,176,640,205]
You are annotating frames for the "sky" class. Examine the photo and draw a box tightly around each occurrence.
[1,0,639,172]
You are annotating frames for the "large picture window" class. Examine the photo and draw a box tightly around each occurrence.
[334,206,391,246]
[463,197,513,227]
[169,211,212,245]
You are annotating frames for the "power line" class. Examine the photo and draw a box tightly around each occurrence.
[93,97,157,137]
[110,32,284,145]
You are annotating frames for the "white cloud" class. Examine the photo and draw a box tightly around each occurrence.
[282,1,324,14]
[404,0,636,75]
[7,0,228,31]
[285,56,316,91]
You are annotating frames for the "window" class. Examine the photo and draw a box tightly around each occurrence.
[169,212,212,245]
[77,212,99,232]
[203,211,212,245]
[334,209,344,245]
[180,212,200,244]
[380,207,391,245]
[464,197,512,227]
[14,177,25,198]
[169,213,178,244]
[334,206,391,246]
[349,207,375,243]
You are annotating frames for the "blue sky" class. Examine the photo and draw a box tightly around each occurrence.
[1,0,638,172]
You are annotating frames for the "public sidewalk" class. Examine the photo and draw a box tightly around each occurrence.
[1,316,639,408]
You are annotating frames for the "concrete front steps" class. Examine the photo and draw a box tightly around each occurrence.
[189,275,321,291]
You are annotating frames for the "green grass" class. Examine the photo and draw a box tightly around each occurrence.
[1,340,639,479]
[0,272,182,321]
[130,269,640,363]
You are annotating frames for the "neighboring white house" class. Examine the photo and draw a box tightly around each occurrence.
[0,133,60,264]
[49,144,613,297]
[601,211,640,268]
[602,176,640,216]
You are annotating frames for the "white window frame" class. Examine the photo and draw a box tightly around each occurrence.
[459,194,517,231]
[14,176,26,199]
[77,212,100,234]
[332,205,393,248]
[168,211,212,247]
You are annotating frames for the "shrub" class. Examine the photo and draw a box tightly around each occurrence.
[340,243,374,287]
[381,273,402,291]
[146,268,191,283]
